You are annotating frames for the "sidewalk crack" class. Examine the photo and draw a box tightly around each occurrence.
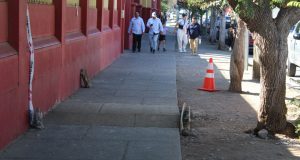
[121,142,129,160]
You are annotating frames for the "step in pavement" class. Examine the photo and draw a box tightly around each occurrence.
[0,52,182,160]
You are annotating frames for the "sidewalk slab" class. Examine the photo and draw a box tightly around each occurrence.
[0,126,181,160]
[0,34,182,160]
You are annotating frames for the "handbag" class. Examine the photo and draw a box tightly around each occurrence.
[178,24,184,29]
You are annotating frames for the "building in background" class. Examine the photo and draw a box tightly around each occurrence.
[124,0,161,49]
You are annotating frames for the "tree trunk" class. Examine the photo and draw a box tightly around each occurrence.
[226,0,300,139]
[229,19,246,92]
[252,39,260,80]
[209,7,217,43]
[253,30,297,138]
[218,11,226,50]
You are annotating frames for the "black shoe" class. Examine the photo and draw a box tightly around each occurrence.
[152,50,155,54]
[158,47,160,51]
[150,47,153,52]
[163,48,166,52]
[138,49,141,52]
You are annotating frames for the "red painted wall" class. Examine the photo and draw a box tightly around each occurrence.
[88,8,98,30]
[0,2,8,43]
[33,46,62,110]
[124,0,133,49]
[0,0,123,149]
[0,0,28,150]
[102,9,110,30]
[29,4,55,38]
[113,10,118,26]
[141,7,151,25]
[0,55,18,95]
[66,7,82,33]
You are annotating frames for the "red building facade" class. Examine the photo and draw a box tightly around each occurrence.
[0,0,160,150]
[124,0,161,49]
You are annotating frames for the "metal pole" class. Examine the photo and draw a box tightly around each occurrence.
[244,29,249,71]
[175,4,179,50]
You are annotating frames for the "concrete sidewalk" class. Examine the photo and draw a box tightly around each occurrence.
[0,34,182,160]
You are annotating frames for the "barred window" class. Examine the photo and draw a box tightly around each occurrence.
[114,0,117,10]
[28,0,53,4]
[89,0,96,8]
[67,0,79,7]
[103,0,108,9]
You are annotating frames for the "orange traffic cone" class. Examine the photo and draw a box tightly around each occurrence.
[198,58,216,92]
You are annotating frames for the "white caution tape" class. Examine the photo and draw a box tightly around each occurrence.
[26,6,35,126]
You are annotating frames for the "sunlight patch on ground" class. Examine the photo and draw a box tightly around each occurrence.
[199,53,231,60]
[192,43,300,159]
[198,52,261,112]
[288,147,300,158]
[186,39,300,159]
[198,53,231,80]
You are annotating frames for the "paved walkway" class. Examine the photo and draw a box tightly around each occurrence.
[0,33,182,160]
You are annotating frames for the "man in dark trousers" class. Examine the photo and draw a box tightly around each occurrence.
[146,12,163,54]
[187,17,201,55]
[128,11,145,53]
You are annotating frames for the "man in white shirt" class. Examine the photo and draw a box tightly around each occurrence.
[176,13,188,52]
[147,12,163,54]
[128,11,145,53]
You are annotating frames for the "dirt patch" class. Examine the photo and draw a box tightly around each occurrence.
[176,42,300,160]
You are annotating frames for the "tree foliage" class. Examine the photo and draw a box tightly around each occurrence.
[161,0,169,13]
[179,0,225,10]
[227,0,300,19]
[177,0,223,18]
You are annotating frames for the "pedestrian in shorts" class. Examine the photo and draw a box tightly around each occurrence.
[187,17,201,55]
[158,23,168,52]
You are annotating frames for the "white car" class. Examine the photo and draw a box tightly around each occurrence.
[287,21,300,76]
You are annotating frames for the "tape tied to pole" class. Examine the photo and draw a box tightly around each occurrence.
[26,5,35,126]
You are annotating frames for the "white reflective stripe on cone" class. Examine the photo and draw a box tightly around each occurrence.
[207,63,214,70]
[205,73,214,78]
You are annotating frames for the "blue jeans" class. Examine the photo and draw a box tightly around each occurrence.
[149,33,159,50]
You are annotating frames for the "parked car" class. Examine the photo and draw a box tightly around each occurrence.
[287,21,300,76]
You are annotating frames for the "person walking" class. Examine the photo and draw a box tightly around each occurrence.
[147,12,163,54]
[160,12,167,25]
[227,25,235,51]
[158,22,168,52]
[128,11,145,53]
[176,13,188,52]
[187,17,201,55]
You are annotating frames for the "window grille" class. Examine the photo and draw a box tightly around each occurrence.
[28,0,53,4]
[103,0,108,9]
[114,0,117,10]
[89,0,96,8]
[67,0,79,7]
